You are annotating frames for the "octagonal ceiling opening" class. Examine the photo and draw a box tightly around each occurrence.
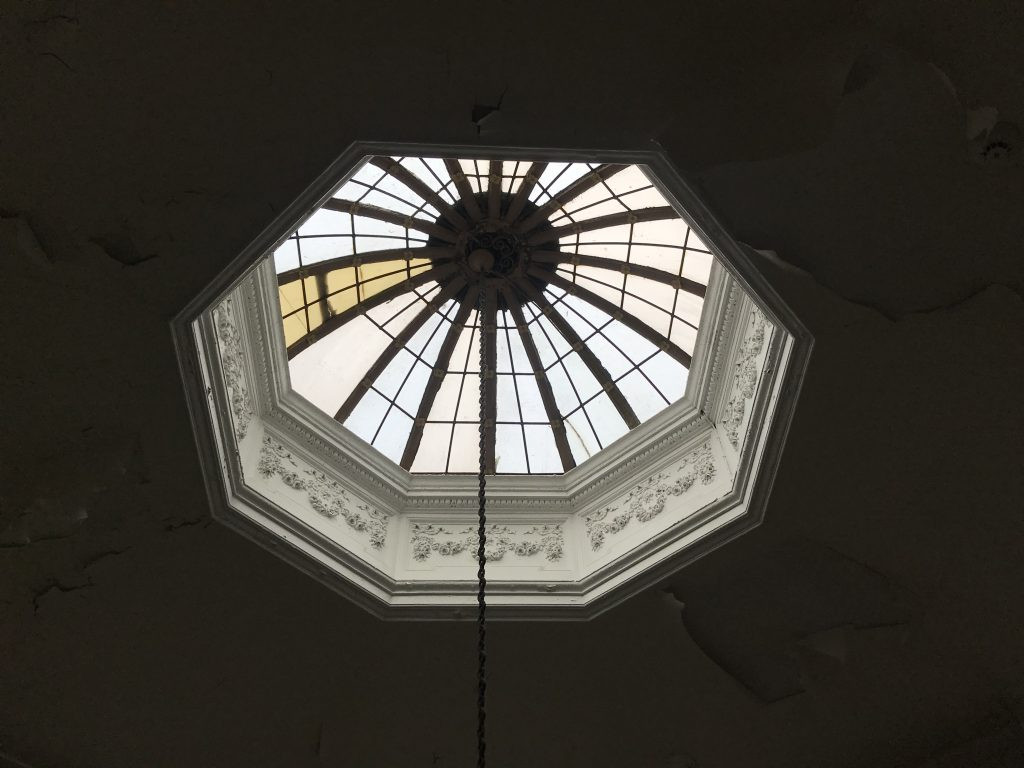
[173,142,811,619]
[274,154,717,476]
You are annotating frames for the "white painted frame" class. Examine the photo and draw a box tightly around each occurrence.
[172,142,812,620]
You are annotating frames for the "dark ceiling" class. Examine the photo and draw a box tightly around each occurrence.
[1,1,1023,766]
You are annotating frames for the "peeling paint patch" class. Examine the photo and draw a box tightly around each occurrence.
[0,216,51,269]
[747,245,1024,322]
[89,233,158,267]
[668,539,911,703]
[0,499,88,548]
[31,578,92,614]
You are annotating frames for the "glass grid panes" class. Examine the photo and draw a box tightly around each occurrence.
[457,159,533,196]
[275,155,717,474]
[511,284,689,463]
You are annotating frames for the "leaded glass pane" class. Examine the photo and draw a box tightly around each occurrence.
[276,153,717,474]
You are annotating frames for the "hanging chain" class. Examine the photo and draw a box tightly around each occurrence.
[476,286,488,768]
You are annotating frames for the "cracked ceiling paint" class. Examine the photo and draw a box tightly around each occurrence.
[1,0,1023,766]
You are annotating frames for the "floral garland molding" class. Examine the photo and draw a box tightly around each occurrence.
[411,523,564,563]
[585,442,716,551]
[257,437,388,549]
[722,308,768,449]
[214,298,255,441]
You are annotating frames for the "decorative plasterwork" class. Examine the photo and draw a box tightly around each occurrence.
[249,256,720,512]
[410,524,564,563]
[699,279,743,417]
[213,298,254,441]
[262,402,407,508]
[722,307,769,449]
[257,436,389,549]
[584,442,717,551]
[173,142,812,619]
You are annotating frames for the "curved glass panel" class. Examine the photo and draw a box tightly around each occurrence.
[274,155,717,474]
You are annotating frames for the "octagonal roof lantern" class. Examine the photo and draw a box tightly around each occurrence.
[173,142,812,620]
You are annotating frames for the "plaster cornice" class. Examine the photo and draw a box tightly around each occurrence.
[171,142,812,619]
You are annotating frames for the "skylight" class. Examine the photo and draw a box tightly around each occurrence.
[273,156,717,474]
[177,141,811,617]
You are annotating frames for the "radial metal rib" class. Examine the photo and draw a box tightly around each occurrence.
[369,157,469,230]
[530,266,693,367]
[527,206,678,246]
[487,160,502,220]
[530,250,706,299]
[286,264,456,359]
[513,276,640,429]
[443,159,483,221]
[501,284,576,471]
[515,164,627,233]
[400,286,480,469]
[323,199,459,243]
[333,276,468,423]
[503,161,547,223]
[276,246,456,285]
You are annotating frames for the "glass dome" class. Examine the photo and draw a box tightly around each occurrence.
[177,141,811,617]
[273,156,715,474]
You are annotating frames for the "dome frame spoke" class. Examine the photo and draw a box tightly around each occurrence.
[399,286,481,470]
[443,159,484,221]
[333,276,468,423]
[512,275,641,430]
[487,160,503,220]
[286,264,456,358]
[528,206,679,247]
[276,246,456,284]
[368,156,469,231]
[530,250,706,300]
[531,267,694,368]
[503,161,547,223]
[323,198,459,243]
[516,163,627,233]
[500,283,576,472]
